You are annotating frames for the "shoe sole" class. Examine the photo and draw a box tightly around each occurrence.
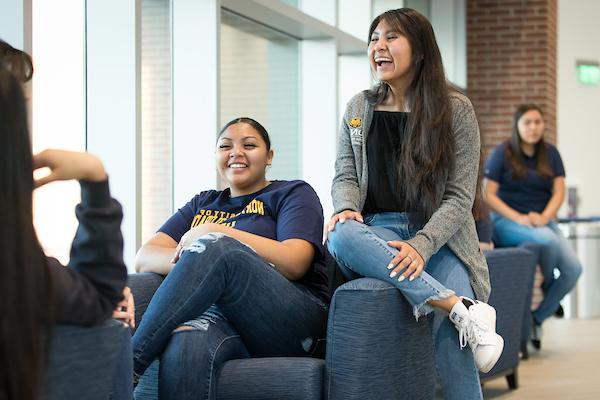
[479,334,504,373]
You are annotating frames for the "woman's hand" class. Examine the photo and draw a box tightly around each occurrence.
[513,214,533,227]
[323,210,364,244]
[386,241,425,282]
[112,286,135,329]
[33,149,107,188]
[171,223,224,263]
[528,212,549,227]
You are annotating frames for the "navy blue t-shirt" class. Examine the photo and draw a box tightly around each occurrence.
[484,142,565,214]
[159,180,329,301]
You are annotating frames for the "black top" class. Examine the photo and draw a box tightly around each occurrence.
[48,180,127,325]
[363,111,412,215]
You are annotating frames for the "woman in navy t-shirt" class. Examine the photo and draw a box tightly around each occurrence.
[131,117,328,398]
[484,104,582,346]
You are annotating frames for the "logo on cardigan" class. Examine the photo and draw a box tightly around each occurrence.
[349,117,362,128]
[350,128,363,145]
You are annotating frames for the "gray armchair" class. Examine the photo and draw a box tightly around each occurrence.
[41,319,132,400]
[479,247,537,389]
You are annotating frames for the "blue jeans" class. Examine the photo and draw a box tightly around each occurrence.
[326,212,482,400]
[132,233,327,400]
[492,214,583,324]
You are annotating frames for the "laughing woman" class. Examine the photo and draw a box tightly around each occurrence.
[132,117,328,399]
[324,8,503,399]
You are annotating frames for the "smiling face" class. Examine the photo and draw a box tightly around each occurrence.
[517,109,545,147]
[216,122,273,197]
[368,19,413,88]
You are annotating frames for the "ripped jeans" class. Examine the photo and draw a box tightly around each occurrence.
[132,234,327,400]
[326,212,482,400]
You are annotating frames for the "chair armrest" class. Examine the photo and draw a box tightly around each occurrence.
[481,247,536,377]
[325,278,435,400]
[41,319,131,400]
[127,272,165,330]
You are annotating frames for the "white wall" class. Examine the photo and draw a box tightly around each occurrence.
[557,0,600,216]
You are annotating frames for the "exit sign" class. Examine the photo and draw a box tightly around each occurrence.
[577,61,600,85]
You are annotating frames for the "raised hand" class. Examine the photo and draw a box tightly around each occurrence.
[33,149,107,188]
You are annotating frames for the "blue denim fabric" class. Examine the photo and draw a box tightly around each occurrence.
[326,213,455,319]
[326,212,482,400]
[492,214,582,324]
[110,325,133,400]
[132,234,327,400]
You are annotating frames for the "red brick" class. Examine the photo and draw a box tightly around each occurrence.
[467,0,557,145]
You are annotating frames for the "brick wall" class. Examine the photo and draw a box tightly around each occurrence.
[467,0,557,155]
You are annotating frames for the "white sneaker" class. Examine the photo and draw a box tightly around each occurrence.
[449,299,504,373]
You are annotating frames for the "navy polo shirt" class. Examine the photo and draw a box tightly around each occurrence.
[484,142,565,214]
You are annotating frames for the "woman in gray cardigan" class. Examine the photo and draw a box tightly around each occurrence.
[323,9,501,399]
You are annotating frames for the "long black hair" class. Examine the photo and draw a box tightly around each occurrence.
[0,68,51,400]
[505,104,553,180]
[367,8,456,219]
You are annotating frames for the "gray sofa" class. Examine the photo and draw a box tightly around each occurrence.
[129,246,535,399]
[129,254,436,400]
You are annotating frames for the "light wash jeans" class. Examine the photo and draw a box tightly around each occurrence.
[132,233,327,400]
[492,213,582,324]
[326,212,482,400]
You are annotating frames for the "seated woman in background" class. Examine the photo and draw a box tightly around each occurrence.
[132,117,328,399]
[484,103,582,345]
[0,53,129,400]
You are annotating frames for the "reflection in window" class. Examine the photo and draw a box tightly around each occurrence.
[220,10,300,184]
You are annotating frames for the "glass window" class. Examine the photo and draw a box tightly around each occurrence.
[220,10,300,184]
[141,0,172,243]
[31,0,86,264]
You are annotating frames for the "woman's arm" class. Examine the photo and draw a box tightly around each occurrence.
[134,232,178,275]
[484,179,531,226]
[403,95,482,263]
[176,224,314,281]
[34,149,128,326]
[332,106,361,214]
[532,176,565,226]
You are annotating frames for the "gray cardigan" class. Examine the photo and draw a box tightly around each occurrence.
[331,90,491,301]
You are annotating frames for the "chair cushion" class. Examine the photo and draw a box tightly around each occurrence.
[217,357,324,400]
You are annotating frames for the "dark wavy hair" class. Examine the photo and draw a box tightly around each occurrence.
[218,117,271,151]
[367,8,456,219]
[0,70,51,399]
[505,104,553,180]
[0,39,34,83]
